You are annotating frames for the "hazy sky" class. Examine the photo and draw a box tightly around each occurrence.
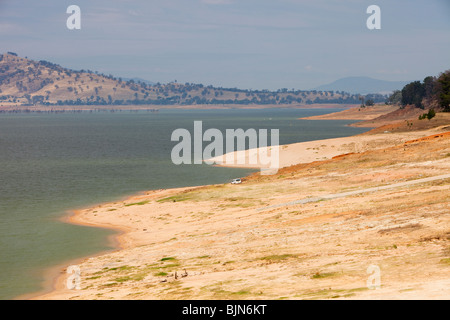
[1,0,449,90]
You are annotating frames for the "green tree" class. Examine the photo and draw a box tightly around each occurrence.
[359,96,365,107]
[388,90,402,105]
[423,76,436,98]
[401,81,425,109]
[437,70,450,112]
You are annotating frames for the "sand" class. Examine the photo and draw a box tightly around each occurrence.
[206,129,440,170]
[299,105,399,121]
[30,109,450,300]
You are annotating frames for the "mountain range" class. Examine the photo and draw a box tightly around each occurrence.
[0,53,387,107]
[315,77,412,95]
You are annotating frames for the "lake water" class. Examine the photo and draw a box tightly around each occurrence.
[0,108,368,299]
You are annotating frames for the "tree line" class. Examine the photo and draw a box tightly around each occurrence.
[388,70,450,112]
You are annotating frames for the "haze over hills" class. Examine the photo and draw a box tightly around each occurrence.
[0,53,387,108]
[122,77,156,86]
[315,77,413,95]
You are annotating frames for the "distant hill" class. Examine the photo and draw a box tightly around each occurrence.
[0,53,384,107]
[315,77,412,95]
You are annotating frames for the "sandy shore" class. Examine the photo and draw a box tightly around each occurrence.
[31,110,450,300]
[206,129,441,170]
[299,105,400,121]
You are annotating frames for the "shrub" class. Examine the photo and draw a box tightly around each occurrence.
[419,109,435,120]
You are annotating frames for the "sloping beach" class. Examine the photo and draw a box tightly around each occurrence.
[33,110,450,300]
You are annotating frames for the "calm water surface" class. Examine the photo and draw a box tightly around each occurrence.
[0,108,368,299]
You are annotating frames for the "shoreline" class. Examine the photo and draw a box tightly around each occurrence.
[18,189,159,299]
[0,103,356,113]
[23,186,211,300]
[22,106,361,299]
[17,230,120,300]
[28,108,450,300]
[18,204,129,300]
[24,109,366,299]
[298,105,399,121]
